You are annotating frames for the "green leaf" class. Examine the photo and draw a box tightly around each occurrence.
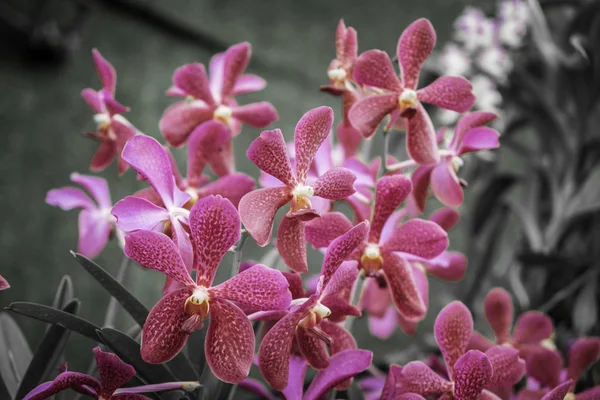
[5,302,100,342]
[51,275,74,311]
[71,252,149,327]
[15,300,79,399]
[0,313,32,399]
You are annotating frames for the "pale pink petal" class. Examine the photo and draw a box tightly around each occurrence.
[247,129,296,187]
[189,195,241,286]
[0,275,9,290]
[453,350,492,400]
[305,211,354,249]
[458,127,500,155]
[296,327,330,369]
[277,216,308,273]
[111,196,169,232]
[398,361,453,397]
[431,162,463,208]
[370,175,412,243]
[232,102,278,128]
[348,94,398,139]
[434,301,474,378]
[368,306,397,339]
[397,19,436,89]
[417,76,475,113]
[430,208,460,232]
[239,186,292,246]
[406,104,440,164]
[382,252,426,320]
[484,288,513,344]
[159,101,214,147]
[313,167,357,200]
[512,311,554,346]
[361,279,392,318]
[210,264,291,312]
[382,219,448,259]
[233,74,267,95]
[209,53,225,99]
[187,120,232,182]
[78,210,112,258]
[422,251,467,282]
[69,173,111,209]
[352,49,402,92]
[294,106,335,183]
[451,111,498,150]
[46,187,95,211]
[485,346,526,387]
[196,173,256,208]
[220,42,251,101]
[171,63,215,105]
[141,288,191,363]
[92,49,116,93]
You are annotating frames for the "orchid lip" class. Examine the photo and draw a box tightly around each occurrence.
[213,105,233,124]
[93,112,111,130]
[364,243,381,259]
[170,207,190,220]
[292,184,314,198]
[328,67,347,81]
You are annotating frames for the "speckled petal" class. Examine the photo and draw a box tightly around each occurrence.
[92,347,135,397]
[397,19,436,89]
[313,167,357,200]
[348,93,398,139]
[232,102,278,128]
[189,195,241,286]
[453,350,492,400]
[408,165,433,214]
[382,219,448,259]
[196,173,256,208]
[23,371,102,400]
[512,311,554,346]
[305,212,354,249]
[539,381,572,400]
[398,361,453,397]
[417,76,475,113]
[294,106,334,183]
[159,101,214,147]
[382,252,426,320]
[485,346,525,387]
[434,301,474,378]
[406,104,440,164]
[220,42,251,101]
[352,49,402,92]
[247,129,296,187]
[321,260,359,305]
[296,327,330,370]
[484,288,513,344]
[370,175,412,243]
[172,63,215,105]
[277,216,308,273]
[239,186,293,246]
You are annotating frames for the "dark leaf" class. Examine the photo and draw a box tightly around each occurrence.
[199,366,232,400]
[71,252,149,327]
[15,300,79,399]
[471,174,518,235]
[186,327,207,378]
[567,164,600,218]
[0,313,32,398]
[5,302,99,342]
[51,275,74,311]
[573,278,597,334]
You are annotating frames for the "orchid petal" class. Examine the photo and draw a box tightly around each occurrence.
[485,345,526,387]
[397,19,436,89]
[431,162,463,208]
[232,102,278,128]
[46,187,95,211]
[239,186,292,246]
[0,275,9,291]
[423,251,467,282]
[408,165,433,214]
[294,106,334,183]
[78,210,112,259]
[430,208,460,232]
[23,372,102,400]
[112,196,169,232]
[296,327,330,369]
[320,320,357,355]
[468,331,494,352]
[382,219,448,259]
[220,42,251,101]
[417,76,475,113]
[233,74,267,95]
[353,49,402,92]
[406,104,440,164]
[92,49,116,93]
[159,101,214,147]
[305,212,353,249]
[196,173,256,208]
[172,63,214,105]
[434,301,473,378]
[82,88,103,113]
[451,111,498,150]
[90,139,116,172]
[382,252,426,320]
[348,93,398,139]
[277,216,308,273]
[484,288,513,344]
[370,175,412,243]
[321,261,359,304]
[540,380,573,400]
[567,337,600,384]
[313,167,357,200]
[93,347,135,397]
[281,356,307,400]
[458,127,500,155]
[70,173,112,209]
[453,350,492,400]
[187,120,233,181]
[512,311,554,346]
[524,347,562,388]
[368,306,397,339]
[398,361,453,397]
[361,279,392,318]
[574,385,600,400]
[247,129,296,187]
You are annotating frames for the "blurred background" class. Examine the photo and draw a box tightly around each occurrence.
[1,0,599,382]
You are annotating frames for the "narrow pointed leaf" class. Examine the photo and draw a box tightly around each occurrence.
[0,313,32,398]
[51,275,74,311]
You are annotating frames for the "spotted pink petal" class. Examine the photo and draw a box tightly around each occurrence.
[567,337,600,384]
[304,212,353,249]
[382,219,449,259]
[23,371,102,400]
[172,63,215,105]
[398,361,453,397]
[209,264,291,313]
[430,208,460,232]
[485,346,526,387]
[397,19,436,90]
[232,102,278,128]
[484,288,513,344]
[321,261,359,305]
[348,93,398,139]
[320,320,357,355]
[277,216,308,273]
[336,19,358,65]
[431,162,463,208]
[92,49,116,94]
[111,196,169,232]
[423,251,467,282]
[303,350,373,400]
[92,347,135,397]
[239,186,292,246]
[46,187,96,211]
[189,195,241,286]
[124,230,195,287]
[406,104,440,164]
[396,263,429,334]
[204,298,254,383]
[381,364,404,400]
[458,127,500,155]
[296,327,330,369]
[247,129,296,187]
[524,347,562,389]
[90,139,116,172]
[187,121,232,183]
[370,175,412,243]
[141,287,191,363]
[408,165,433,214]
[512,311,554,346]
[78,210,112,259]
[361,279,392,318]
[451,111,498,151]
[159,101,214,147]
[70,173,111,209]
[313,167,357,200]
[352,50,402,92]
[233,74,267,95]
[469,331,495,352]
[453,350,492,400]
[434,301,474,378]
[0,275,9,290]
[417,76,475,113]
[294,106,335,183]
[196,173,256,208]
[258,295,320,390]
[220,42,251,101]
[382,252,426,320]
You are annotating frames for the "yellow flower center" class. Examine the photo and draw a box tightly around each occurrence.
[213,105,233,125]
[184,286,210,319]
[361,244,384,276]
[398,89,418,116]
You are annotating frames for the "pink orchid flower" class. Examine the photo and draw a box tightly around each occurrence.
[23,347,199,400]
[160,42,278,147]
[0,275,9,290]
[409,111,500,211]
[349,18,475,164]
[81,49,137,175]
[305,175,449,320]
[46,173,117,258]
[361,367,425,400]
[396,302,525,400]
[124,195,291,383]
[258,221,369,391]
[239,106,357,273]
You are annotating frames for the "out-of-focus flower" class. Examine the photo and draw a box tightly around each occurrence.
[23,347,199,400]
[438,43,472,77]
[0,275,9,290]
[498,0,530,48]
[478,46,514,82]
[124,195,291,383]
[239,106,357,273]
[472,75,503,113]
[160,42,278,147]
[349,18,475,164]
[454,7,495,52]
[46,173,117,258]
[81,49,138,175]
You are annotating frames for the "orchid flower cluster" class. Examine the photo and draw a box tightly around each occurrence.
[0,13,592,400]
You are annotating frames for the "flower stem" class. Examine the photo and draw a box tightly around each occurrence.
[103,255,130,328]
[230,229,249,277]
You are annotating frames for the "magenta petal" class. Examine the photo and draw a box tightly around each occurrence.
[303,349,372,400]
[93,347,135,397]
[46,187,95,211]
[281,356,308,400]
[159,101,214,147]
[573,385,600,400]
[430,208,460,232]
[397,18,436,90]
[305,212,353,249]
[239,186,292,246]
[294,106,335,183]
[406,104,440,164]
[233,74,267,95]
[220,42,251,101]
[92,49,116,93]
[277,216,308,273]
[238,378,276,400]
[567,337,600,383]
[368,307,397,339]
[484,346,525,387]
[361,279,392,318]
[90,139,116,172]
[313,167,357,200]
[196,173,256,208]
[381,364,403,400]
[124,230,194,287]
[451,111,498,150]
[348,94,398,139]
[417,76,475,113]
[382,219,448,259]
[512,311,554,346]
[453,350,492,400]
[110,119,137,175]
[408,165,433,214]
[458,127,500,155]
[141,288,190,363]
[423,251,467,282]
[205,298,254,383]
[352,49,402,92]
[540,381,572,400]
[434,301,474,378]
[232,102,278,128]
[111,196,169,232]
[484,288,513,344]
[398,361,453,397]
[82,88,103,113]
[321,261,359,306]
[370,175,412,243]
[296,327,330,370]
[70,173,112,209]
[187,120,233,180]
[78,210,111,259]
[209,264,291,313]
[172,63,214,105]
[23,371,102,400]
[525,347,563,388]
[0,275,9,291]
[431,162,463,208]
[189,195,241,286]
[247,129,296,187]
[382,252,426,320]
[320,320,357,355]
[468,331,494,352]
